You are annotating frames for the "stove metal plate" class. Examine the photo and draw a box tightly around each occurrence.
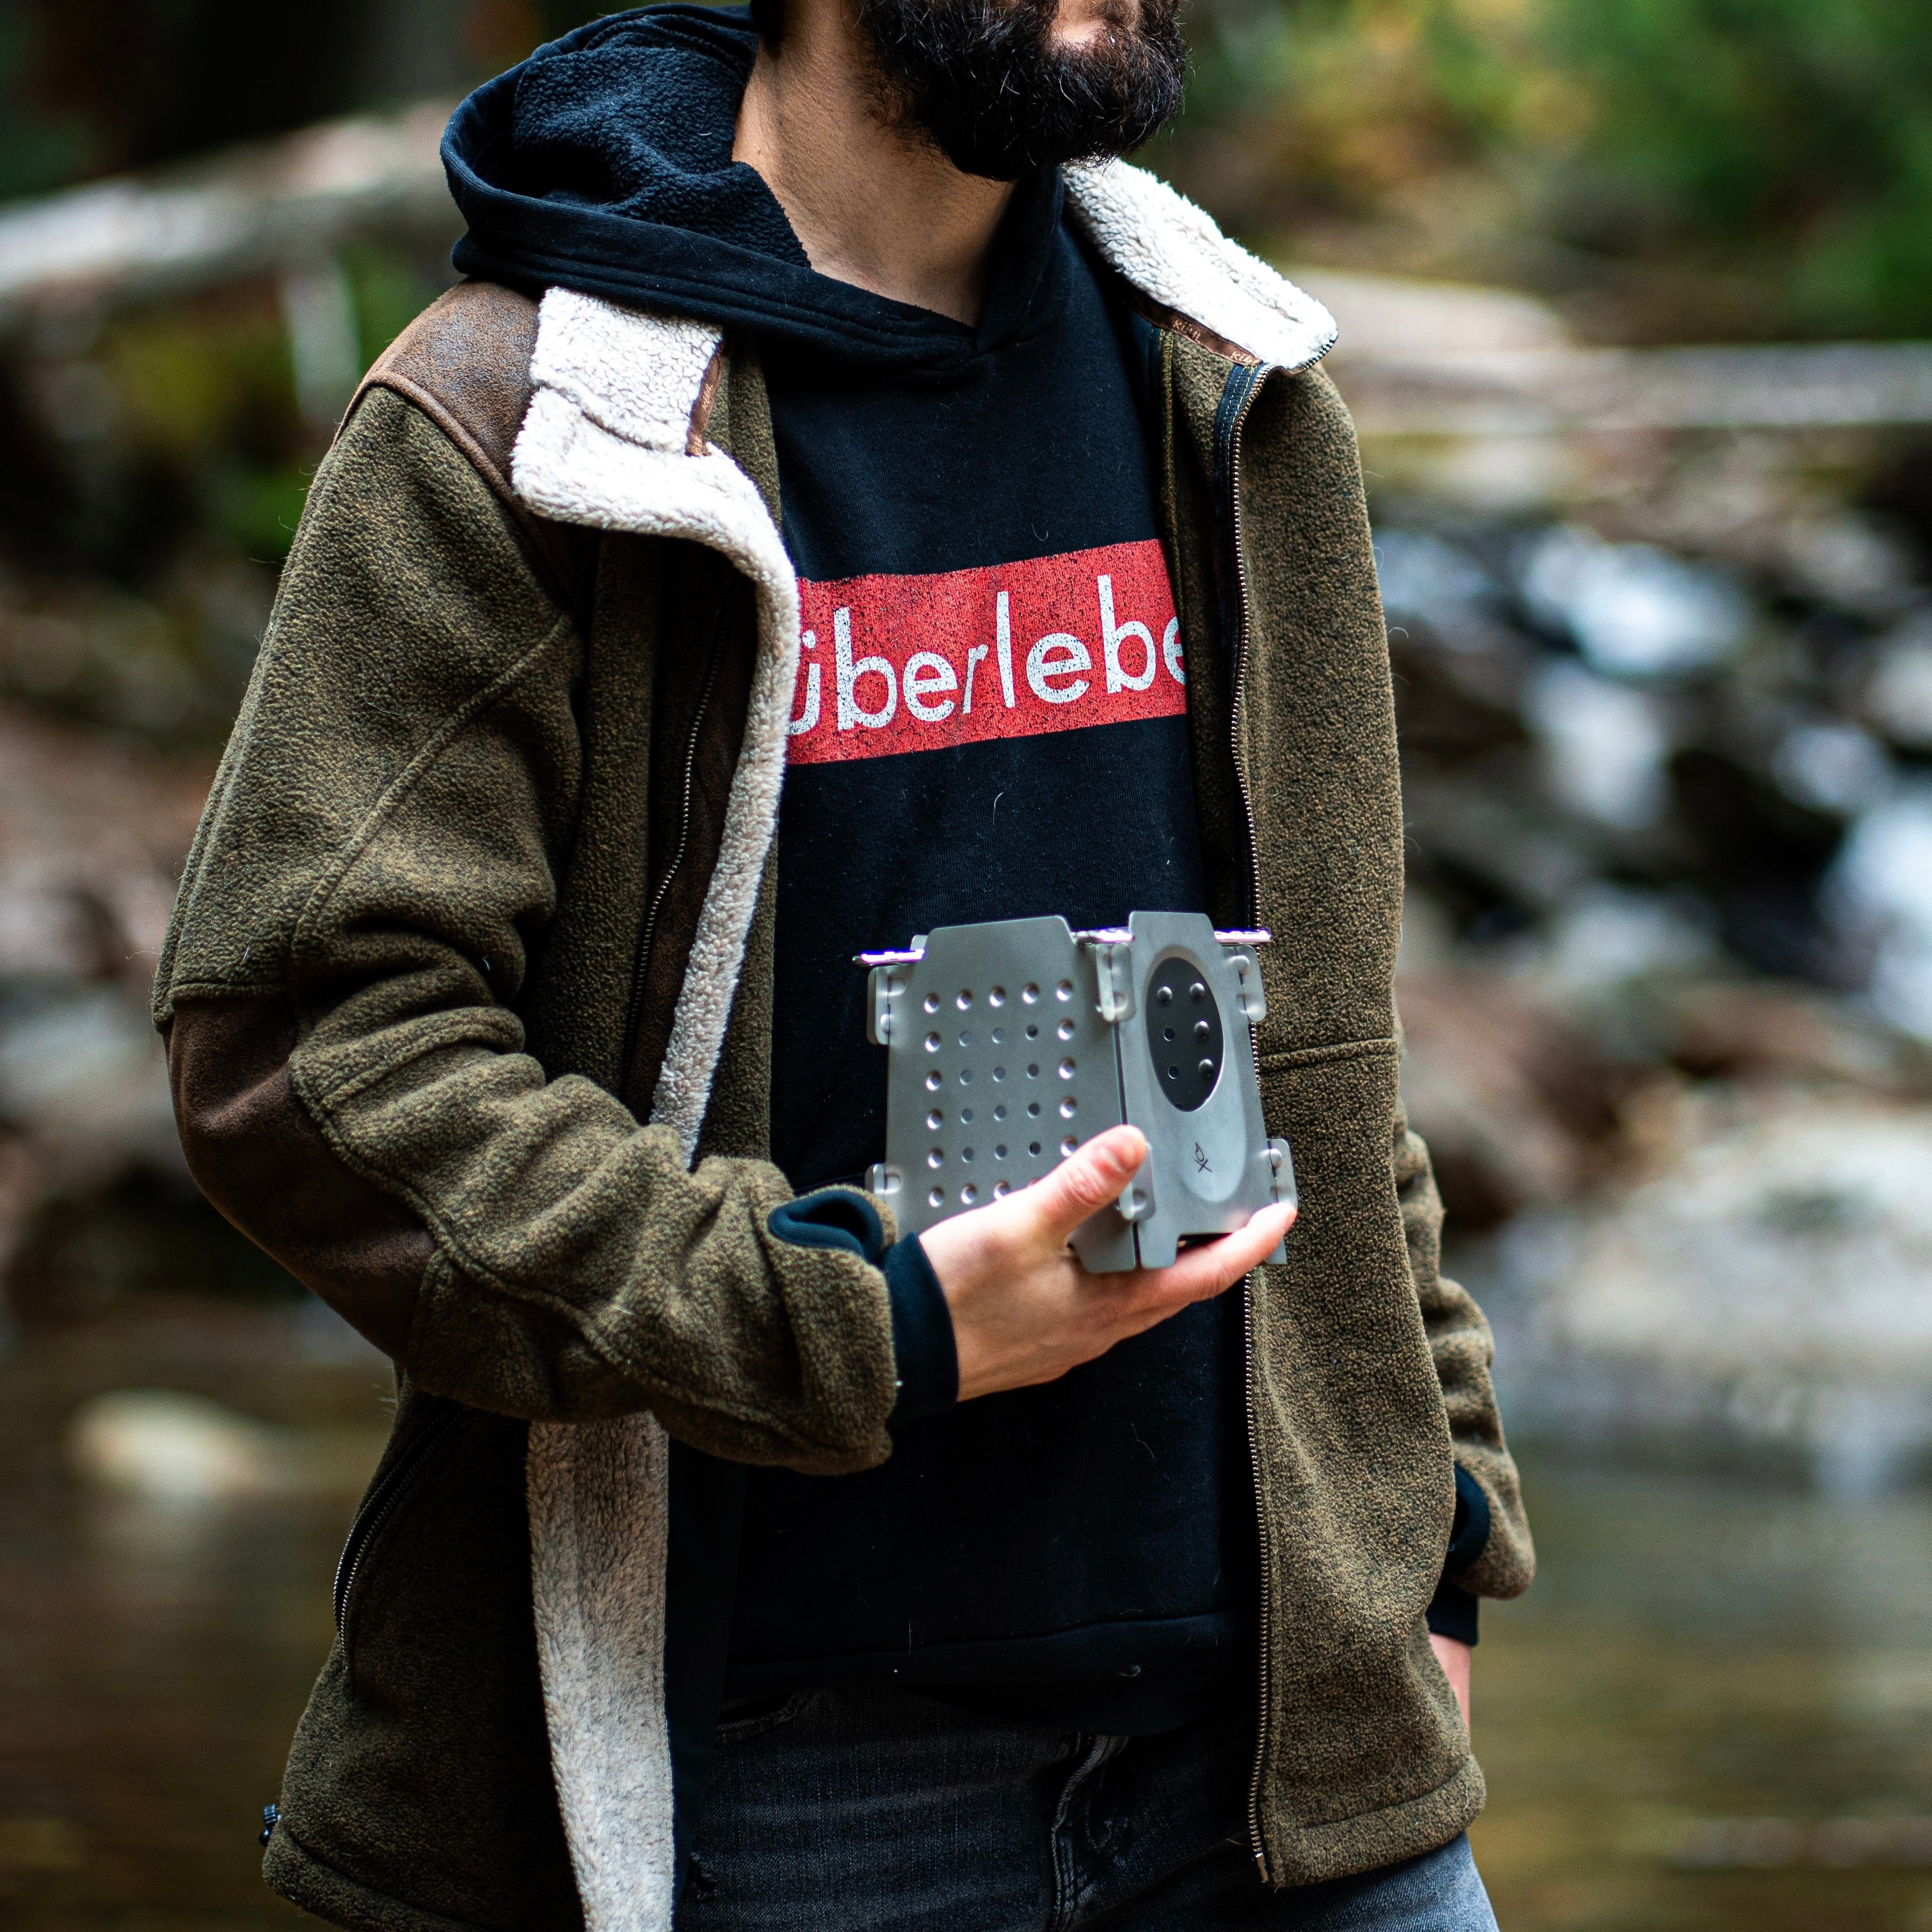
[862,911,1294,1273]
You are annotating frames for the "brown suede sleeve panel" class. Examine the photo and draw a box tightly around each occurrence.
[165,995,432,1359]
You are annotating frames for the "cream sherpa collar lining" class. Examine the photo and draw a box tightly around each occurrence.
[1062,160,1337,372]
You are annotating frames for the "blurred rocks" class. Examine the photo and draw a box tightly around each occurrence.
[1396,963,1630,1228]
[1520,525,1752,682]
[0,702,211,1308]
[1346,284,1932,1491]
[1483,1091,1932,1498]
[1861,609,1932,747]
[67,1388,383,1502]
[1378,450,1932,1011]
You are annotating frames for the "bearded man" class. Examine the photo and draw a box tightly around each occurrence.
[157,1,1533,1926]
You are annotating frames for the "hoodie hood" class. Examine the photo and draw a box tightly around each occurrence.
[446,4,1069,367]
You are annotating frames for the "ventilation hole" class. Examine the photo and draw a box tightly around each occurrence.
[995,1144,1008,1160]
[1027,1064,1040,1078]
[926,1109,943,1130]
[991,1027,1005,1045]
[957,990,972,1010]
[1026,1024,1040,1039]
[1164,1026,1176,1042]
[994,1180,1011,1198]
[927,1187,944,1208]
[925,1071,942,1092]
[1029,1141,1043,1157]
[1055,980,1074,1002]
[926,1150,943,1168]
[960,1108,974,1123]
[958,1031,972,1048]
[1057,1019,1074,1040]
[923,992,940,1014]
[1058,1059,1076,1079]
[992,1067,1006,1082]
[961,1148,975,1162]
[1021,984,1040,1004]
[958,1068,972,1085]
[924,1033,941,1053]
[1060,1098,1077,1118]
[1028,1102,1041,1117]
[1168,1065,1180,1080]
[960,1183,978,1205]
[1061,1136,1079,1157]
[990,988,1007,1007]
[993,1104,1007,1121]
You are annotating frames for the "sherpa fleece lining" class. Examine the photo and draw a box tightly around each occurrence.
[509,161,1334,1932]
[513,288,804,1932]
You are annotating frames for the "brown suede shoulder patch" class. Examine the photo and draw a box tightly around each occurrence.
[348,281,539,494]
[344,281,596,619]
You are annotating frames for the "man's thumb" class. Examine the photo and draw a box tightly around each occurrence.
[1031,1125,1148,1231]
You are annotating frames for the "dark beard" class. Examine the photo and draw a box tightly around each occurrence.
[855,0,1188,182]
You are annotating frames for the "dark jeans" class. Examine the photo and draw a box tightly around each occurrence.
[684,1685,1499,1931]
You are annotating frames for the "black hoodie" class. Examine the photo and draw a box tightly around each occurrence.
[448,3,1258,1738]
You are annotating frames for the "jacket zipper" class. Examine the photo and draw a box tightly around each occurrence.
[619,613,728,1089]
[1217,358,1273,1879]
[332,1403,462,1634]
[1222,364,1267,930]
[1243,1278,1273,1879]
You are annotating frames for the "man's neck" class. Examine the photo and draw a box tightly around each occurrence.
[733,11,1015,325]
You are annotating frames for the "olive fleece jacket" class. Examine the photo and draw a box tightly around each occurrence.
[155,159,1533,1932]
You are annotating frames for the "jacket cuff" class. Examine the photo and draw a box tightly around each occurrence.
[764,1193,957,1424]
[882,1235,958,1424]
[1427,1465,1493,1647]
[767,1187,889,1261]
[1426,1579,1479,1646]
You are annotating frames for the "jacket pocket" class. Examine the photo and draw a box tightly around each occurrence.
[1257,1035,1399,1077]
[334,1395,466,1677]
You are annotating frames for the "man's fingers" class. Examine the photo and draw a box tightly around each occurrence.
[1153,1201,1297,1303]
[1029,1124,1148,1232]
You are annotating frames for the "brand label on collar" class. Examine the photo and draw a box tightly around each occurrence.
[785,539,1186,766]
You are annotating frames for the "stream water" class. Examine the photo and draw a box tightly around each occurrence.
[1,1305,1928,1930]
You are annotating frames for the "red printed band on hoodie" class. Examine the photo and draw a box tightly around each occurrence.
[785,538,1185,766]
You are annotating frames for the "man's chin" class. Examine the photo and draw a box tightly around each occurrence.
[859,0,1186,182]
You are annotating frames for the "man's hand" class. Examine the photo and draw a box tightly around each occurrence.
[917,1124,1297,1402]
[1430,1633,1471,1729]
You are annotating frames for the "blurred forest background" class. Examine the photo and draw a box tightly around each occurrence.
[2,3,1932,1930]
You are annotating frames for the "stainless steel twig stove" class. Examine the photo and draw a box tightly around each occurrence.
[860,911,1295,1272]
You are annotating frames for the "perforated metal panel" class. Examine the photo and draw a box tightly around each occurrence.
[862,912,1294,1273]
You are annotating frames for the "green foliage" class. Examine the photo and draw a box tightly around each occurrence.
[1171,0,1932,340]
[212,466,318,564]
[344,242,452,371]
[1538,0,1932,334]
[0,7,89,201]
